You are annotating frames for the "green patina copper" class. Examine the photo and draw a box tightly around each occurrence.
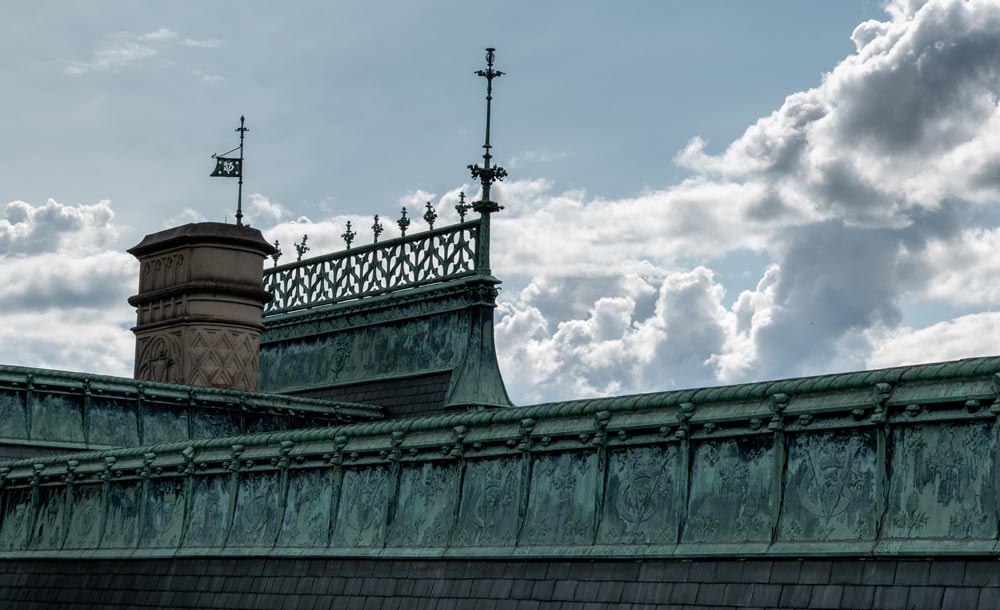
[1,355,999,560]
[0,365,383,453]
[260,222,512,410]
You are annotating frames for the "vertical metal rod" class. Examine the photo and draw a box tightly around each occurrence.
[235,116,248,227]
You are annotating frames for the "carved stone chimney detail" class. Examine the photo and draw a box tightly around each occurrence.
[128,222,277,391]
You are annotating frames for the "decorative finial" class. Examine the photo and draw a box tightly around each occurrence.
[467,47,507,214]
[372,215,384,243]
[397,207,410,237]
[455,191,472,221]
[341,221,356,249]
[423,201,438,230]
[270,240,282,266]
[295,235,310,261]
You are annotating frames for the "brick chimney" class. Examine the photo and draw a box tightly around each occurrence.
[127,222,277,391]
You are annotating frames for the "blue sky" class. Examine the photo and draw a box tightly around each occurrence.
[4,0,1000,405]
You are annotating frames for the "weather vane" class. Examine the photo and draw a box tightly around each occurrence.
[467,48,507,214]
[210,116,249,226]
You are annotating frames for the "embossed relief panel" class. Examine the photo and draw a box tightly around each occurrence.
[86,398,138,447]
[453,456,522,547]
[260,311,469,392]
[141,407,189,444]
[389,461,459,547]
[598,445,679,545]
[30,393,84,443]
[0,393,27,439]
[135,332,182,384]
[101,481,141,549]
[183,475,230,548]
[0,489,32,551]
[140,478,186,548]
[279,469,332,547]
[778,429,877,542]
[522,451,598,546]
[229,473,282,547]
[886,422,996,539]
[190,410,240,440]
[330,466,390,548]
[28,487,65,550]
[683,435,773,543]
[64,484,103,550]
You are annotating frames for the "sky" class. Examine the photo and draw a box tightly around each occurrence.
[3,0,1000,405]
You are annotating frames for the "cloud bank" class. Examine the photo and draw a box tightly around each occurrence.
[9,0,1000,405]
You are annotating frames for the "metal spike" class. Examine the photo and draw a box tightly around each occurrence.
[372,215,383,243]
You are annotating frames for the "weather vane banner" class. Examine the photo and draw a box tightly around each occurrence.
[210,157,242,178]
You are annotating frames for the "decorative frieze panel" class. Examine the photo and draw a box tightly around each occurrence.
[331,467,390,548]
[453,457,522,547]
[64,484,103,550]
[778,429,877,542]
[886,422,996,540]
[4,356,1000,560]
[598,445,679,545]
[684,436,773,543]
[279,469,333,547]
[522,451,598,546]
[389,462,459,547]
[140,478,186,548]
[183,476,230,548]
[229,473,282,547]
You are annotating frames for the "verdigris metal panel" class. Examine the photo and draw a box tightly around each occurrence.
[388,462,458,547]
[330,466,390,548]
[778,429,877,542]
[229,473,282,547]
[0,393,27,439]
[245,412,287,434]
[28,487,65,550]
[86,397,138,446]
[140,478,186,548]
[183,476,230,548]
[683,435,773,543]
[30,393,83,443]
[521,451,598,546]
[0,489,32,551]
[886,422,996,539]
[101,481,140,549]
[260,312,468,391]
[190,410,240,439]
[141,406,189,444]
[64,484,103,550]
[279,469,332,547]
[598,445,679,545]
[452,456,522,547]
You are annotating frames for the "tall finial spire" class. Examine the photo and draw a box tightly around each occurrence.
[468,48,507,214]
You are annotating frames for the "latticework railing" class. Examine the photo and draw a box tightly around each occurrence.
[263,220,480,316]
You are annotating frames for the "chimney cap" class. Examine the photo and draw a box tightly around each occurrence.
[128,222,277,257]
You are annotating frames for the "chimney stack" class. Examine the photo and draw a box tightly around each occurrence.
[127,222,277,391]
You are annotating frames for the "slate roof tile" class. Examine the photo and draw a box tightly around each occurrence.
[942,587,982,610]
[779,584,813,607]
[872,585,909,610]
[928,561,965,586]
